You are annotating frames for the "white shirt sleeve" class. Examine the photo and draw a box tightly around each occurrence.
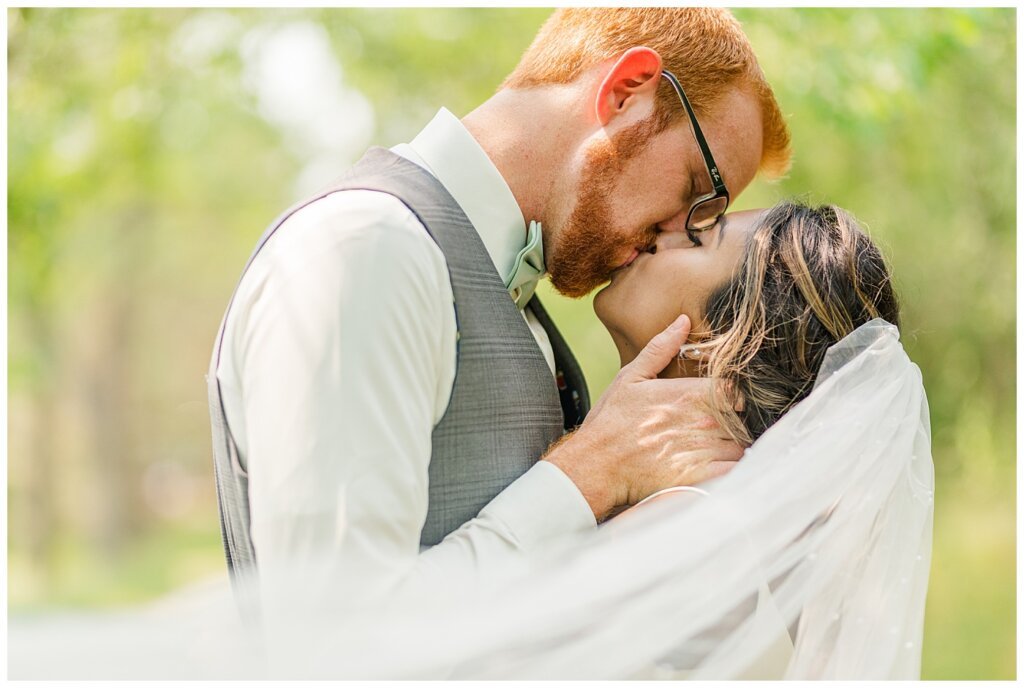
[217,190,595,602]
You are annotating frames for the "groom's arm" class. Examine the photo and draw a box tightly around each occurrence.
[218,190,594,603]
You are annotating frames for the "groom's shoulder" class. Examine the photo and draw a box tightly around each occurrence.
[246,188,449,294]
[268,188,445,267]
[280,187,430,244]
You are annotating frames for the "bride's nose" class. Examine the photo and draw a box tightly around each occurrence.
[655,231,696,251]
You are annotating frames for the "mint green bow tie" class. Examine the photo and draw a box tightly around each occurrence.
[505,220,546,310]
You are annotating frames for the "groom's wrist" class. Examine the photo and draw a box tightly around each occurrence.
[542,431,619,522]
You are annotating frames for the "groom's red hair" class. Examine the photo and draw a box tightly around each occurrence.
[502,8,791,179]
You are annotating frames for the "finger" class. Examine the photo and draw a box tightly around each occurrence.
[622,314,691,382]
[718,378,745,412]
[632,374,743,421]
[683,377,744,414]
[695,460,738,483]
[707,439,746,463]
[684,439,745,463]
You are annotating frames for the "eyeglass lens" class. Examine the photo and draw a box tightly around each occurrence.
[688,196,728,231]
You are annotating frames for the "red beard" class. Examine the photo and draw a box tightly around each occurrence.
[546,116,661,299]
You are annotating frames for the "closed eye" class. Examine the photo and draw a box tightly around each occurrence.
[686,219,723,248]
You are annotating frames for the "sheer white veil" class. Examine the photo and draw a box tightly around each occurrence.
[10,318,934,680]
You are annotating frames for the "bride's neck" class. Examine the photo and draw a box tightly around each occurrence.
[657,358,688,380]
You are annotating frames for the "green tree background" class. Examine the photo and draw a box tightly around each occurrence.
[7,8,1015,679]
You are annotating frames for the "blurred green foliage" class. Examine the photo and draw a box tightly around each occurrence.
[7,8,1015,679]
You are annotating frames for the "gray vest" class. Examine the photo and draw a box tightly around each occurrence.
[208,147,590,593]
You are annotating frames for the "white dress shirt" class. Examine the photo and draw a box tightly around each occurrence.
[216,108,596,600]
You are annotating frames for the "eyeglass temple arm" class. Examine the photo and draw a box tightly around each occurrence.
[661,69,728,196]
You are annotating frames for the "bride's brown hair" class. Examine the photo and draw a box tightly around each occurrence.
[697,202,900,445]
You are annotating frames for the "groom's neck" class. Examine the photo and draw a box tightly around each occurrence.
[462,86,581,233]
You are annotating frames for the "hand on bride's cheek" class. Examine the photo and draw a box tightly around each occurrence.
[593,209,763,374]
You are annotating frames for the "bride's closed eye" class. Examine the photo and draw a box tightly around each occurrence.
[653,228,708,252]
[685,218,724,248]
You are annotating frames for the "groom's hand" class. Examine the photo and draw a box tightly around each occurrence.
[543,314,745,522]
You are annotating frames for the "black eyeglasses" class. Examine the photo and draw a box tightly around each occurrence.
[661,69,730,243]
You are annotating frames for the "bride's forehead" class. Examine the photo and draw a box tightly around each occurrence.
[724,208,768,227]
[717,208,767,247]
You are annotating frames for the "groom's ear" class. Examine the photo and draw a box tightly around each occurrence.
[594,47,663,127]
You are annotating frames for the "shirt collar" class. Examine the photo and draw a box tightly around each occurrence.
[392,107,530,286]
